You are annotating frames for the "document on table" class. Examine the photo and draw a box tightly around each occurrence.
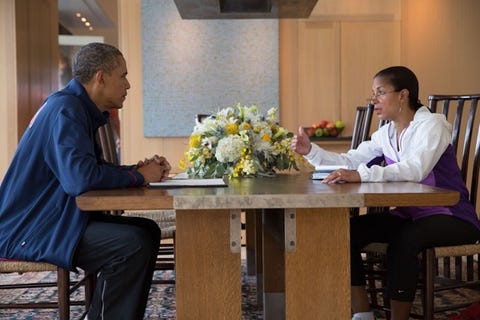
[312,165,347,180]
[149,172,227,187]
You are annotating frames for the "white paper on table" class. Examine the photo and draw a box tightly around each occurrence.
[149,173,227,187]
[312,165,347,180]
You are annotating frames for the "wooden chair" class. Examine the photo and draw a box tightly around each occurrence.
[419,94,480,319]
[365,94,480,319]
[349,105,376,219]
[96,119,176,284]
[0,262,95,319]
[351,104,375,149]
[348,104,391,310]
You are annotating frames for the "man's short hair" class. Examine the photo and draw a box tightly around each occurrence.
[72,43,123,84]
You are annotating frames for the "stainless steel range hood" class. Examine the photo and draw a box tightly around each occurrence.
[173,0,318,19]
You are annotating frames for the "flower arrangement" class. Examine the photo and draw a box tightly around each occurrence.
[180,103,299,178]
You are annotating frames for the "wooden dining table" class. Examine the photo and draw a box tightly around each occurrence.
[76,173,460,320]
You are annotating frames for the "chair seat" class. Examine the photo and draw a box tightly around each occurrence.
[0,260,58,273]
[363,242,388,255]
[363,242,480,257]
[122,210,176,239]
[123,209,175,222]
[0,259,95,319]
[433,242,480,258]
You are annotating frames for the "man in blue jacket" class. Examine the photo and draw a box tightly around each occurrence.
[0,43,170,319]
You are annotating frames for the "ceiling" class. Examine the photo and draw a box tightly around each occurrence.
[58,0,113,31]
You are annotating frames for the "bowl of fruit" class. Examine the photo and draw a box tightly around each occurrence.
[305,120,345,138]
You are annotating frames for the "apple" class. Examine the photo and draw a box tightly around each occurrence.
[335,120,345,129]
[328,128,338,137]
[306,127,316,137]
[318,120,328,129]
[314,128,324,137]
[326,122,335,130]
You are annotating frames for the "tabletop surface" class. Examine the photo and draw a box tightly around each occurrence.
[76,173,460,211]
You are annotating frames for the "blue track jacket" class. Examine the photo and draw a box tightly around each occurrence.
[0,79,144,270]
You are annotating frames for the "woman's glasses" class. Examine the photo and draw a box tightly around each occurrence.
[367,90,399,102]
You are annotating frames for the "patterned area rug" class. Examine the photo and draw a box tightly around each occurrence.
[1,263,479,320]
[0,263,262,320]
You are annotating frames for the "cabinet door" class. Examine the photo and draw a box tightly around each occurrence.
[298,21,341,129]
[341,21,401,133]
[280,19,400,136]
[280,21,341,132]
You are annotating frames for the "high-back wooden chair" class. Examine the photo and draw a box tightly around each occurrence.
[96,119,176,284]
[419,94,480,319]
[365,94,480,319]
[349,104,390,309]
[350,105,376,219]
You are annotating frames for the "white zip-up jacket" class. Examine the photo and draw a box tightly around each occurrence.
[304,106,479,228]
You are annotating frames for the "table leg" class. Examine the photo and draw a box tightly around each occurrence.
[254,209,264,308]
[175,209,242,320]
[245,209,256,276]
[285,207,351,319]
[263,209,285,320]
[246,209,264,307]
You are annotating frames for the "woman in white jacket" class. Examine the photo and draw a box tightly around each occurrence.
[292,66,480,320]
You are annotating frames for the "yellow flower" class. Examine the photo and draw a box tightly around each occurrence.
[262,133,271,142]
[189,135,201,148]
[179,158,186,171]
[202,148,212,159]
[233,162,244,177]
[225,122,239,135]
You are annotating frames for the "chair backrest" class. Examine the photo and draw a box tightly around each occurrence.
[96,120,122,215]
[428,94,480,187]
[195,114,210,124]
[97,119,119,165]
[471,123,480,209]
[351,104,374,149]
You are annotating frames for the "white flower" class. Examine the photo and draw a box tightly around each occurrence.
[215,135,245,163]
